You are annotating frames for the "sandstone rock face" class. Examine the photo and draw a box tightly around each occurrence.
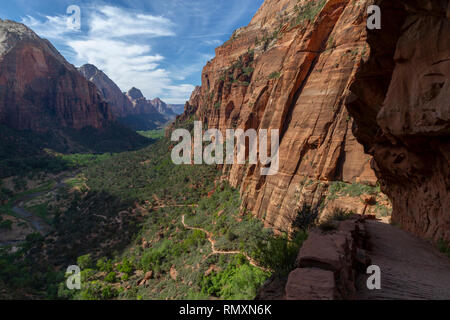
[285,268,335,300]
[0,20,112,132]
[285,216,370,300]
[175,0,377,233]
[346,0,450,242]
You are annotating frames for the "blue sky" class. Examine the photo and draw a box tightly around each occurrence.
[0,0,264,103]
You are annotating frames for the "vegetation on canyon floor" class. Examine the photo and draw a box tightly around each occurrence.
[0,124,444,300]
[0,123,152,179]
[0,131,308,299]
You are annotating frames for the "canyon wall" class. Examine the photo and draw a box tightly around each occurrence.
[78,63,133,118]
[0,20,112,132]
[347,0,450,242]
[79,64,176,121]
[176,0,378,233]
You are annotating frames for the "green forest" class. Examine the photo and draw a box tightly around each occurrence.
[0,129,307,299]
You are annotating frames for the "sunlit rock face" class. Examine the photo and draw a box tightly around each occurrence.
[0,19,113,132]
[174,0,378,233]
[347,0,450,242]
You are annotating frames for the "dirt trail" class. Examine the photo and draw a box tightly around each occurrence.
[181,215,271,273]
[356,220,450,300]
[153,204,199,209]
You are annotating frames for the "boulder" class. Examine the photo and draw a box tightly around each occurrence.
[286,268,335,300]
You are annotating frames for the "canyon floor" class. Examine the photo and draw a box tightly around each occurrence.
[356,220,450,300]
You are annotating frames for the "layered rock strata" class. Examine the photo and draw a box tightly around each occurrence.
[174,0,378,232]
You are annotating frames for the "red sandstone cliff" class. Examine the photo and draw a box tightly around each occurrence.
[176,0,449,242]
[0,19,113,132]
[175,0,378,233]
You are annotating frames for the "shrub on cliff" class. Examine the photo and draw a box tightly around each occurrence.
[292,0,327,26]
[293,205,319,231]
[269,71,281,79]
[77,254,93,270]
[254,231,308,276]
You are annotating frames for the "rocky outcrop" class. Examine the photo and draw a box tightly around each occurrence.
[126,87,145,101]
[346,0,450,242]
[173,0,378,233]
[78,64,133,118]
[0,20,112,132]
[286,216,371,300]
[286,268,335,300]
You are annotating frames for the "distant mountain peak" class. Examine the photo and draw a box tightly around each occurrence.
[78,64,102,81]
[151,97,164,103]
[78,63,178,128]
[0,19,112,131]
[127,87,144,100]
[79,63,100,75]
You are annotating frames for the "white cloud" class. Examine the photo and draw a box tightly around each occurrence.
[22,14,79,40]
[164,84,196,104]
[89,6,175,38]
[202,39,222,46]
[68,37,172,99]
[21,6,193,104]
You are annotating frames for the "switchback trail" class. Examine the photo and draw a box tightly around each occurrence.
[356,220,450,300]
[181,215,272,273]
[152,204,199,209]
